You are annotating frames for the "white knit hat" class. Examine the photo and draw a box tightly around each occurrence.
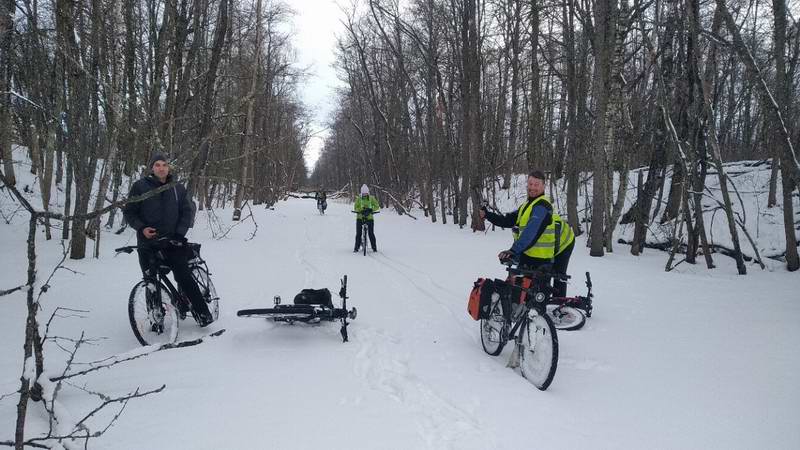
[360,184,369,195]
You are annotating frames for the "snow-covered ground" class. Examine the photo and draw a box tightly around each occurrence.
[1,154,799,449]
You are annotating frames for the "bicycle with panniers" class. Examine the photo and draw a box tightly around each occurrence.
[468,262,564,390]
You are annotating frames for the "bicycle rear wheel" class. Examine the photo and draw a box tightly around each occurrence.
[128,280,179,346]
[480,293,508,356]
[519,310,558,390]
[546,305,586,331]
[191,266,219,321]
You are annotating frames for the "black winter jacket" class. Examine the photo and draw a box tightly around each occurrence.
[123,174,195,243]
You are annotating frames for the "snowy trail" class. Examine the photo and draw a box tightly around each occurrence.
[295,207,496,449]
[1,197,799,449]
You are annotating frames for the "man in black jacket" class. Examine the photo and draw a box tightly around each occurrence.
[123,153,214,326]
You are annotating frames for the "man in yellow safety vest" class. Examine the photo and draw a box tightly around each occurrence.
[479,170,575,297]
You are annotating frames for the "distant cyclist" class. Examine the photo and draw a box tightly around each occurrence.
[123,152,214,326]
[353,184,380,252]
[315,190,327,214]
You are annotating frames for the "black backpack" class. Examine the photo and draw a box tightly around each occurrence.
[293,288,334,308]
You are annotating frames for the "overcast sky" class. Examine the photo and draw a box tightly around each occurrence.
[289,0,347,172]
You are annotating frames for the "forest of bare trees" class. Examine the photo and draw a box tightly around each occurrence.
[310,0,800,272]
[0,0,309,259]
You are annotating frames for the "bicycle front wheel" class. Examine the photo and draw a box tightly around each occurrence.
[519,310,558,390]
[128,280,179,346]
[480,293,508,356]
[362,226,367,256]
[191,266,219,321]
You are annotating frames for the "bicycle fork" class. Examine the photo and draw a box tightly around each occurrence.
[145,280,166,333]
[507,309,545,369]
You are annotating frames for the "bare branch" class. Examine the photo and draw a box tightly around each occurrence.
[0,440,50,448]
[50,329,226,383]
[0,285,25,298]
[41,307,89,343]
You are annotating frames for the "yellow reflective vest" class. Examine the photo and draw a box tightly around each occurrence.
[514,195,575,260]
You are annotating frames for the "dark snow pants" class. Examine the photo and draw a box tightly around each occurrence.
[355,219,376,251]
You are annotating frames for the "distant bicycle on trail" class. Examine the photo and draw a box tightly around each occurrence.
[116,238,220,346]
[315,191,327,215]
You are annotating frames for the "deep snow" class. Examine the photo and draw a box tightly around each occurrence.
[1,157,799,449]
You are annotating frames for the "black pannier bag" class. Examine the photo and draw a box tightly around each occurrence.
[293,288,334,308]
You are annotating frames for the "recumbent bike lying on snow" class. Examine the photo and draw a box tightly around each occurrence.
[237,275,357,342]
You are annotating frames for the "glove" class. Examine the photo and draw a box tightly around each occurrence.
[498,250,517,264]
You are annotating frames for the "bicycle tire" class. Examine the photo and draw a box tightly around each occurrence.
[362,226,367,256]
[237,306,316,321]
[519,310,558,391]
[480,293,507,356]
[128,280,179,346]
[191,266,219,321]
[546,305,586,331]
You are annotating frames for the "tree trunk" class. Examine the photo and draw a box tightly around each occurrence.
[714,0,800,189]
[589,0,618,256]
[563,0,581,236]
[527,0,542,170]
[0,0,16,187]
[188,0,230,194]
[770,0,799,271]
[62,159,72,240]
[696,5,746,274]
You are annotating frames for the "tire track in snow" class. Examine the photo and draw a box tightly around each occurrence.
[378,253,463,298]
[371,253,475,340]
[295,217,323,286]
[353,325,497,450]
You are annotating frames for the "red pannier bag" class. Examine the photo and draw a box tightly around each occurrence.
[468,278,497,320]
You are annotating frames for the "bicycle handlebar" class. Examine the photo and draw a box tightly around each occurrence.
[503,261,571,282]
[114,238,200,254]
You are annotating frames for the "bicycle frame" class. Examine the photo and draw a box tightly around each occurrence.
[502,282,549,341]
[143,254,191,317]
[117,241,209,320]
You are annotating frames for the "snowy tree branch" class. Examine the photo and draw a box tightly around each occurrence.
[49,329,226,383]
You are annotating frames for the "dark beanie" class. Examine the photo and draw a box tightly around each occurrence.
[148,152,168,168]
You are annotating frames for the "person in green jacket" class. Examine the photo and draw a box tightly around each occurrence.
[354,184,380,252]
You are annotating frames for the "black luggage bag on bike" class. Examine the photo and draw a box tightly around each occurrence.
[293,288,334,308]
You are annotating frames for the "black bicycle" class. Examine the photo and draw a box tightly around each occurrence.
[352,208,378,255]
[115,239,220,346]
[479,263,563,390]
[237,275,357,342]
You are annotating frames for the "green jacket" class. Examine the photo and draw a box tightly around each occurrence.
[354,195,380,220]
